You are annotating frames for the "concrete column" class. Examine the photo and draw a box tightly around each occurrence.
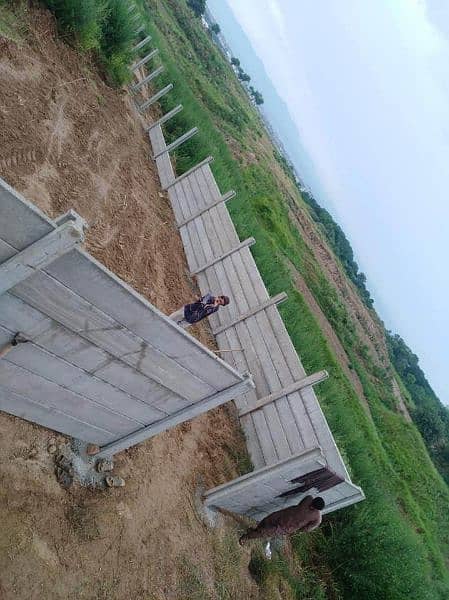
[147,105,183,132]
[131,49,159,72]
[0,212,86,296]
[163,156,214,190]
[212,293,288,335]
[203,448,322,508]
[133,35,152,52]
[191,238,256,275]
[130,66,164,94]
[138,84,173,113]
[153,127,198,159]
[239,370,329,417]
[95,374,254,458]
[177,190,235,228]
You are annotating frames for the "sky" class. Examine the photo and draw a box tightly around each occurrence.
[208,0,449,404]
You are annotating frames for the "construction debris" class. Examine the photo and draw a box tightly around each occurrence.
[96,459,114,473]
[54,453,74,488]
[86,443,100,456]
[105,476,125,488]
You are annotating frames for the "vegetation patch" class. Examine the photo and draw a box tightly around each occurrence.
[40,0,137,84]
[0,0,28,42]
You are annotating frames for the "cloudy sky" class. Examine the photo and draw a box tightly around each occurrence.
[209,0,449,404]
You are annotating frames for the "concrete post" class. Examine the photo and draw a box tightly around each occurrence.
[130,66,164,94]
[177,190,235,228]
[146,105,183,131]
[131,49,159,72]
[238,370,329,417]
[153,127,198,159]
[203,448,323,508]
[212,293,288,335]
[138,84,173,113]
[163,156,214,190]
[0,213,86,296]
[191,238,256,275]
[132,35,152,53]
[95,374,254,458]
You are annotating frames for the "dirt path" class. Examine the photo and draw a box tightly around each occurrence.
[391,378,412,423]
[286,261,372,416]
[0,10,259,599]
[289,206,389,368]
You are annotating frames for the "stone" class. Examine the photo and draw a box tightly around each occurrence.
[47,444,57,454]
[55,454,72,472]
[86,444,100,456]
[105,476,125,488]
[56,468,73,489]
[96,459,114,473]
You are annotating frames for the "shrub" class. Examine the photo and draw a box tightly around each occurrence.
[100,0,134,58]
[42,0,138,85]
[99,0,135,84]
[43,0,103,51]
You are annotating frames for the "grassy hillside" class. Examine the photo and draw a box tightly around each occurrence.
[134,1,449,597]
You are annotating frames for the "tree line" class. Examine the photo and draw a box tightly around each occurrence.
[230,57,264,104]
[186,0,264,105]
[301,189,374,307]
[387,333,449,484]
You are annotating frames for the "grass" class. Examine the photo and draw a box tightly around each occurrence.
[43,0,101,50]
[136,0,449,597]
[176,557,210,600]
[176,534,254,600]
[40,0,137,84]
[0,0,28,42]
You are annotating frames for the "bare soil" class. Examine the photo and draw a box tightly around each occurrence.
[0,9,260,600]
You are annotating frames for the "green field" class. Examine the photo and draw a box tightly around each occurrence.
[133,1,449,598]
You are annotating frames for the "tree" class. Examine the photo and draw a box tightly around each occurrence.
[187,0,206,17]
[231,56,240,67]
[251,89,264,105]
[238,72,251,82]
[211,23,220,34]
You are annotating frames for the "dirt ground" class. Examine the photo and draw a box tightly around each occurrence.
[0,9,260,600]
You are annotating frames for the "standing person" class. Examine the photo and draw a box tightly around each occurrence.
[169,292,230,328]
[239,496,325,545]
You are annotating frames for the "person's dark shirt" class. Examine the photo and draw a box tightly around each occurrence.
[184,293,218,324]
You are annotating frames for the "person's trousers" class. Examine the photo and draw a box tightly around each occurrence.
[168,307,191,329]
[240,523,281,542]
